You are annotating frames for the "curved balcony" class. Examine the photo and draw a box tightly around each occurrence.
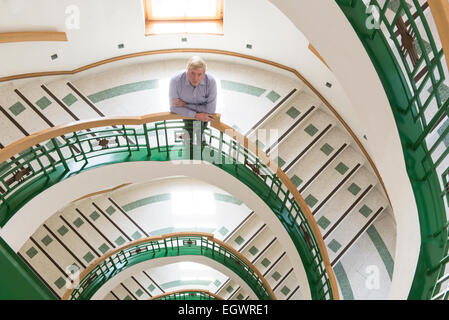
[149,289,223,300]
[63,232,273,300]
[0,112,338,300]
[336,0,449,299]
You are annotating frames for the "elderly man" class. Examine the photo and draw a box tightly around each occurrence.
[169,56,217,144]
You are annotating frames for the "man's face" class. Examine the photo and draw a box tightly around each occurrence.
[187,67,205,87]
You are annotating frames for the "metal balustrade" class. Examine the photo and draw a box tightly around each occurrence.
[63,233,272,300]
[337,0,449,299]
[150,289,223,300]
[0,113,338,300]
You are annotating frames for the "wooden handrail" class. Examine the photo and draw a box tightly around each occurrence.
[0,32,68,43]
[308,43,331,69]
[1,112,338,299]
[7,112,335,299]
[0,112,194,163]
[148,289,224,300]
[62,232,275,300]
[212,121,340,300]
[428,0,449,73]
[0,48,392,210]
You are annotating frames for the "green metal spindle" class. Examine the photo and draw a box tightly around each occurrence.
[51,138,68,172]
[163,121,169,159]
[143,124,151,158]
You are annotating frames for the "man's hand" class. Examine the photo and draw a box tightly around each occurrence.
[195,113,214,122]
[173,98,187,107]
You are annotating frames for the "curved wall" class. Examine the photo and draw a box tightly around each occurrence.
[0,0,420,299]
[90,255,259,300]
[268,0,420,299]
[0,160,312,298]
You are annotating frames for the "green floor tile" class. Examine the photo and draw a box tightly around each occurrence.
[226,285,234,293]
[234,235,245,245]
[286,106,301,119]
[148,284,155,292]
[272,271,282,281]
[359,204,373,218]
[218,226,229,236]
[9,102,26,116]
[68,263,80,274]
[317,216,331,230]
[89,211,100,221]
[290,175,303,188]
[36,96,52,110]
[320,143,334,156]
[266,90,281,103]
[328,239,342,253]
[41,235,53,246]
[25,247,38,259]
[335,162,349,175]
[348,183,361,195]
[57,225,69,236]
[87,80,160,103]
[213,280,221,287]
[237,293,244,300]
[105,206,116,215]
[73,217,84,228]
[54,277,66,289]
[132,231,142,240]
[122,193,171,212]
[135,289,144,297]
[220,80,266,97]
[62,93,77,106]
[249,246,259,255]
[123,295,132,300]
[261,258,271,268]
[115,236,126,246]
[305,194,318,208]
[83,252,95,263]
[214,193,243,205]
[98,243,110,254]
[280,285,291,296]
[275,156,286,168]
[304,124,319,136]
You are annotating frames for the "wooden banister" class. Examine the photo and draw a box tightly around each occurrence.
[62,232,275,300]
[1,112,338,299]
[0,31,68,43]
[148,289,224,300]
[428,0,449,73]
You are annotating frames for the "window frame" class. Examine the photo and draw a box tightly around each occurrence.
[143,0,224,36]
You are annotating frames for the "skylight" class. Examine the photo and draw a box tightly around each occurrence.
[143,0,224,35]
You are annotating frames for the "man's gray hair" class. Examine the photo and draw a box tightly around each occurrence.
[186,56,207,71]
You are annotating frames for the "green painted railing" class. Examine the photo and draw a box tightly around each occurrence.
[336,0,449,299]
[150,289,222,301]
[0,114,337,300]
[63,233,273,300]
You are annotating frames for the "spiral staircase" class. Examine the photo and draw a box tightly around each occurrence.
[0,0,448,301]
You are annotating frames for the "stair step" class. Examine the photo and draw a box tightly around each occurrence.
[316,166,379,237]
[272,109,335,168]
[326,188,388,264]
[300,147,364,214]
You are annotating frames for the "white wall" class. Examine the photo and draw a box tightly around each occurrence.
[0,161,312,299]
[0,0,421,299]
[268,0,420,300]
[91,255,258,300]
